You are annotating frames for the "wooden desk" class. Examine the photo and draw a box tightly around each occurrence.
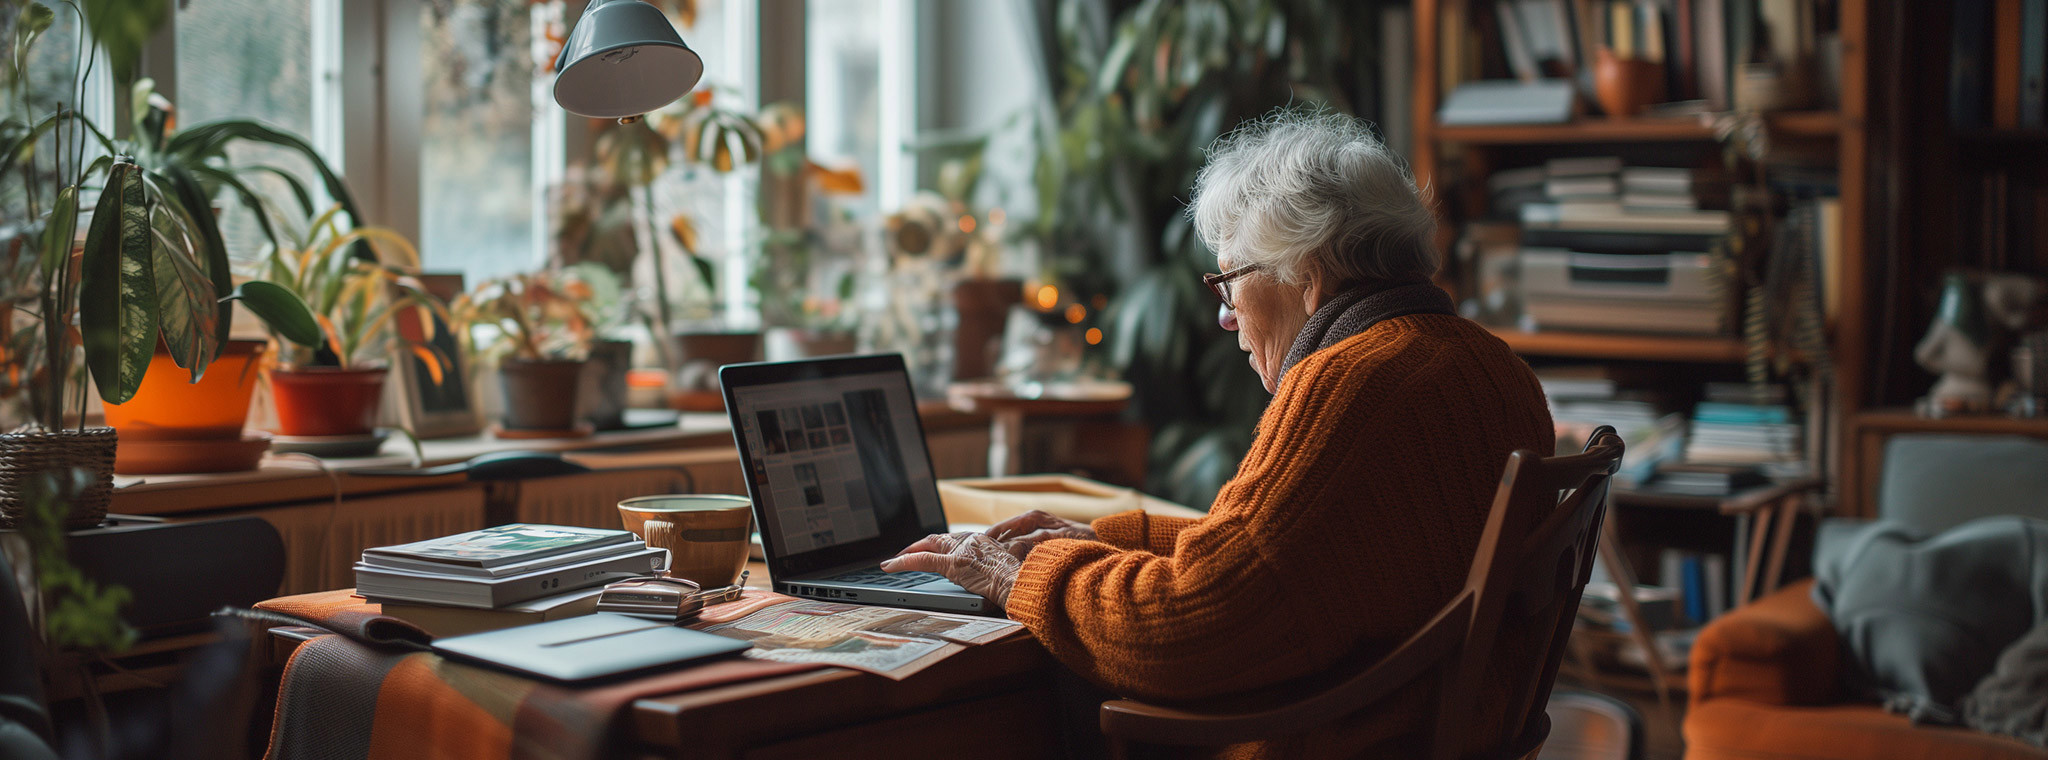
[618,561,1063,758]
[628,635,1059,759]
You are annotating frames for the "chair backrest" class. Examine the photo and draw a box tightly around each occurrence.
[1430,426,1624,760]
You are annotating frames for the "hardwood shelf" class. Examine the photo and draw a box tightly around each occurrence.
[1848,408,2048,436]
[1486,327,1748,363]
[1429,111,1844,145]
[1432,117,1713,144]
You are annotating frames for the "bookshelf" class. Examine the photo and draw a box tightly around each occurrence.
[1486,327,1749,363]
[1411,0,1871,513]
[1432,110,1845,145]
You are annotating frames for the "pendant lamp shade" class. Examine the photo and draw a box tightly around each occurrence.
[553,0,704,119]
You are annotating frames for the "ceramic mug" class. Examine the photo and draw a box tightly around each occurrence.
[618,494,753,587]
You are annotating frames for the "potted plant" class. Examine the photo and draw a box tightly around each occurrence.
[90,84,364,462]
[244,208,448,439]
[593,90,780,408]
[455,269,601,434]
[1,4,240,521]
[559,262,636,431]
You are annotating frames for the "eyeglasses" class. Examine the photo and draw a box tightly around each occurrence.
[1203,263,1261,311]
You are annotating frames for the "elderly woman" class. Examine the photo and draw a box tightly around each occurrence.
[885,109,1554,757]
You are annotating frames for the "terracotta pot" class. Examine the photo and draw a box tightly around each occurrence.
[271,367,389,437]
[103,340,269,441]
[500,358,586,431]
[580,340,634,431]
[951,278,1024,381]
[764,327,858,362]
[1593,48,1666,119]
[0,427,116,529]
[668,331,761,412]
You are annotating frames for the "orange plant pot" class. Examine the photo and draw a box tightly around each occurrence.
[102,340,269,441]
[271,367,388,437]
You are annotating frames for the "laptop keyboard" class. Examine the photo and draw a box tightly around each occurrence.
[826,568,946,588]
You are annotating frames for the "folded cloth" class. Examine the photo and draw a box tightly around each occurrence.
[1962,620,2048,748]
[257,589,820,760]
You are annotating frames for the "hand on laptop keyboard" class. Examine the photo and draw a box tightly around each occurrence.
[881,532,1020,607]
[987,510,1098,561]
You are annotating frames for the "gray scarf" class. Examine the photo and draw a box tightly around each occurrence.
[1278,281,1457,382]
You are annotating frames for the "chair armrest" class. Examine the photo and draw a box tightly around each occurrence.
[1688,578,1841,708]
[1717,477,1826,516]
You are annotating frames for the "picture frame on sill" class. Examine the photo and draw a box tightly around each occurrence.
[391,273,482,439]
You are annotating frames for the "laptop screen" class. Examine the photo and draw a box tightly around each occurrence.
[722,355,948,577]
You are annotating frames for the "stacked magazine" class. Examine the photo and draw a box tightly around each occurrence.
[356,524,665,609]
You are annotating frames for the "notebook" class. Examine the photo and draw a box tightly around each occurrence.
[430,612,750,683]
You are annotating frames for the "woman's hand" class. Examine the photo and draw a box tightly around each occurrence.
[986,510,1097,562]
[881,532,1021,608]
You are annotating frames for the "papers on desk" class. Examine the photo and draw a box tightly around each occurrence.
[688,592,1022,679]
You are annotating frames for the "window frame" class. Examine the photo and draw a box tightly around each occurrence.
[136,0,920,324]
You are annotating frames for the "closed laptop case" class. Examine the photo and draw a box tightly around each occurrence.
[431,612,750,682]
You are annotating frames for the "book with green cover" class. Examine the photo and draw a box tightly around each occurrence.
[364,524,637,569]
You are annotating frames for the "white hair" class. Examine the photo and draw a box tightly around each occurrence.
[1188,108,1438,286]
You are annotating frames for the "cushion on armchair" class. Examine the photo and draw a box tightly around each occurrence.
[1813,517,2048,717]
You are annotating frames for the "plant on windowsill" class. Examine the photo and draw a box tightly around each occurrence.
[453,267,604,435]
[230,207,452,441]
[592,90,784,409]
[0,2,237,520]
[4,3,368,488]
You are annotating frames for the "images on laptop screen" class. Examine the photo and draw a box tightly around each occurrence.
[730,370,945,556]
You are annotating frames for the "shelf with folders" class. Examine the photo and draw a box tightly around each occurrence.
[1486,327,1749,363]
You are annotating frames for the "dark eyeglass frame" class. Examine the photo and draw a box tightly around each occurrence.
[1203,263,1261,311]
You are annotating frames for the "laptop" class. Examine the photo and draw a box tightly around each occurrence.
[718,354,988,614]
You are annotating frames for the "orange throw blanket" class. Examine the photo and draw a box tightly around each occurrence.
[257,590,818,760]
[1008,314,1555,759]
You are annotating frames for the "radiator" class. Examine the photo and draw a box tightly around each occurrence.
[235,485,486,595]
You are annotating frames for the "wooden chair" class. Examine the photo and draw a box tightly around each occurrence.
[1098,427,1625,760]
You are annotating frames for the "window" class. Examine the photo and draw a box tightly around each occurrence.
[804,0,915,217]
[174,0,342,261]
[419,0,544,283]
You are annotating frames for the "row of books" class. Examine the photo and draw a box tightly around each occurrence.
[1542,373,1807,494]
[356,524,665,636]
[1952,0,2048,129]
[1439,0,1844,121]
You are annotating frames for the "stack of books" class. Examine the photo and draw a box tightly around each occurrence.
[1488,158,1734,336]
[356,523,665,614]
[1538,367,1685,489]
[1681,384,1810,480]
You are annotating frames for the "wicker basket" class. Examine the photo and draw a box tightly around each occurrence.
[0,427,117,529]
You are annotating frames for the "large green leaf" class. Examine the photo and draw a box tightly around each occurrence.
[163,166,234,347]
[143,174,220,380]
[80,160,158,405]
[10,3,55,88]
[38,185,76,278]
[164,120,369,257]
[222,280,322,348]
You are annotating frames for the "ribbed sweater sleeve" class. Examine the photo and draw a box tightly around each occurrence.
[1090,510,1197,555]
[1006,344,1392,701]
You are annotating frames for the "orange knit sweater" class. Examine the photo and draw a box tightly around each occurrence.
[1008,314,1555,759]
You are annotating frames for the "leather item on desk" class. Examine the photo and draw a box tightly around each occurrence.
[431,613,749,683]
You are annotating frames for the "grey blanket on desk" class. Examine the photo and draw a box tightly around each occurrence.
[1813,515,2048,746]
